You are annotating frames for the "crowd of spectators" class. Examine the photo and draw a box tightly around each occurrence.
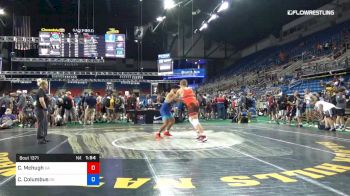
[0,89,171,128]
[1,73,350,133]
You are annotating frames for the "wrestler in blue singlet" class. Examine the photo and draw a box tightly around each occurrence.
[160,100,174,121]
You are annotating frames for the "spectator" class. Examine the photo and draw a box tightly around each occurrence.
[0,93,11,117]
[84,92,97,125]
[304,89,317,126]
[315,100,336,132]
[63,91,75,124]
[335,91,346,129]
[114,93,124,121]
[267,94,277,122]
[215,94,225,120]
[295,92,304,128]
[0,109,18,129]
[35,79,50,144]
[16,90,26,127]
[277,94,288,124]
[96,92,102,122]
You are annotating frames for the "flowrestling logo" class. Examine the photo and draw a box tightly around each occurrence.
[287,10,335,16]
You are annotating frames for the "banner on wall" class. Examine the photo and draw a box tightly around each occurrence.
[166,68,206,79]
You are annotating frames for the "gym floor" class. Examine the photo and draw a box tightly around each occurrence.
[0,120,350,196]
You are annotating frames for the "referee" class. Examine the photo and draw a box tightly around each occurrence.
[36,79,50,144]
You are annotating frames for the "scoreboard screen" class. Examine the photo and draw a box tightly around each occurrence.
[105,34,126,58]
[83,34,102,58]
[38,29,125,58]
[39,32,63,57]
[157,53,173,75]
[64,33,105,58]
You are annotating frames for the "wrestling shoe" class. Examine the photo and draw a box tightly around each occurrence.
[195,132,201,139]
[197,135,208,142]
[155,133,163,140]
[163,131,172,137]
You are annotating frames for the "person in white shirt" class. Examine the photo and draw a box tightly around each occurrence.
[304,89,317,126]
[314,100,336,132]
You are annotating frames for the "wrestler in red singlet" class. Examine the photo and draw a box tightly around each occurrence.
[177,79,207,142]
[182,88,200,116]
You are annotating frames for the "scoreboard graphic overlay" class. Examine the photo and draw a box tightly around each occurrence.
[16,154,100,186]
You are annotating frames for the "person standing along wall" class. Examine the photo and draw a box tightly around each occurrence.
[95,92,102,122]
[35,79,50,144]
[215,95,225,120]
[0,93,11,117]
[63,91,75,124]
[335,90,346,129]
[16,90,26,127]
[84,92,97,125]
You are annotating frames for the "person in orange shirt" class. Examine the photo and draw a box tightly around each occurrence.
[176,79,207,142]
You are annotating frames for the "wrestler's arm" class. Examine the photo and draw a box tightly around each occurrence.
[172,95,182,103]
[174,90,183,102]
[167,93,175,102]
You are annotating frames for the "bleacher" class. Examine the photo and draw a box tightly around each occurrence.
[50,82,87,97]
[204,19,350,93]
[90,82,106,95]
[283,75,350,95]
[284,79,325,94]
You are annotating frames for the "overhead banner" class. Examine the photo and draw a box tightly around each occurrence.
[166,68,206,79]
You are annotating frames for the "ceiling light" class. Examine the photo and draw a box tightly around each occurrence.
[208,14,218,23]
[164,0,176,10]
[199,23,208,31]
[217,1,229,13]
[0,9,5,15]
[156,16,166,22]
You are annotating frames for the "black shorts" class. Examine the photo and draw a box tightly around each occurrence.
[336,108,345,116]
[324,108,336,118]
[241,117,249,123]
[287,108,296,117]
[115,108,123,113]
[268,106,277,114]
